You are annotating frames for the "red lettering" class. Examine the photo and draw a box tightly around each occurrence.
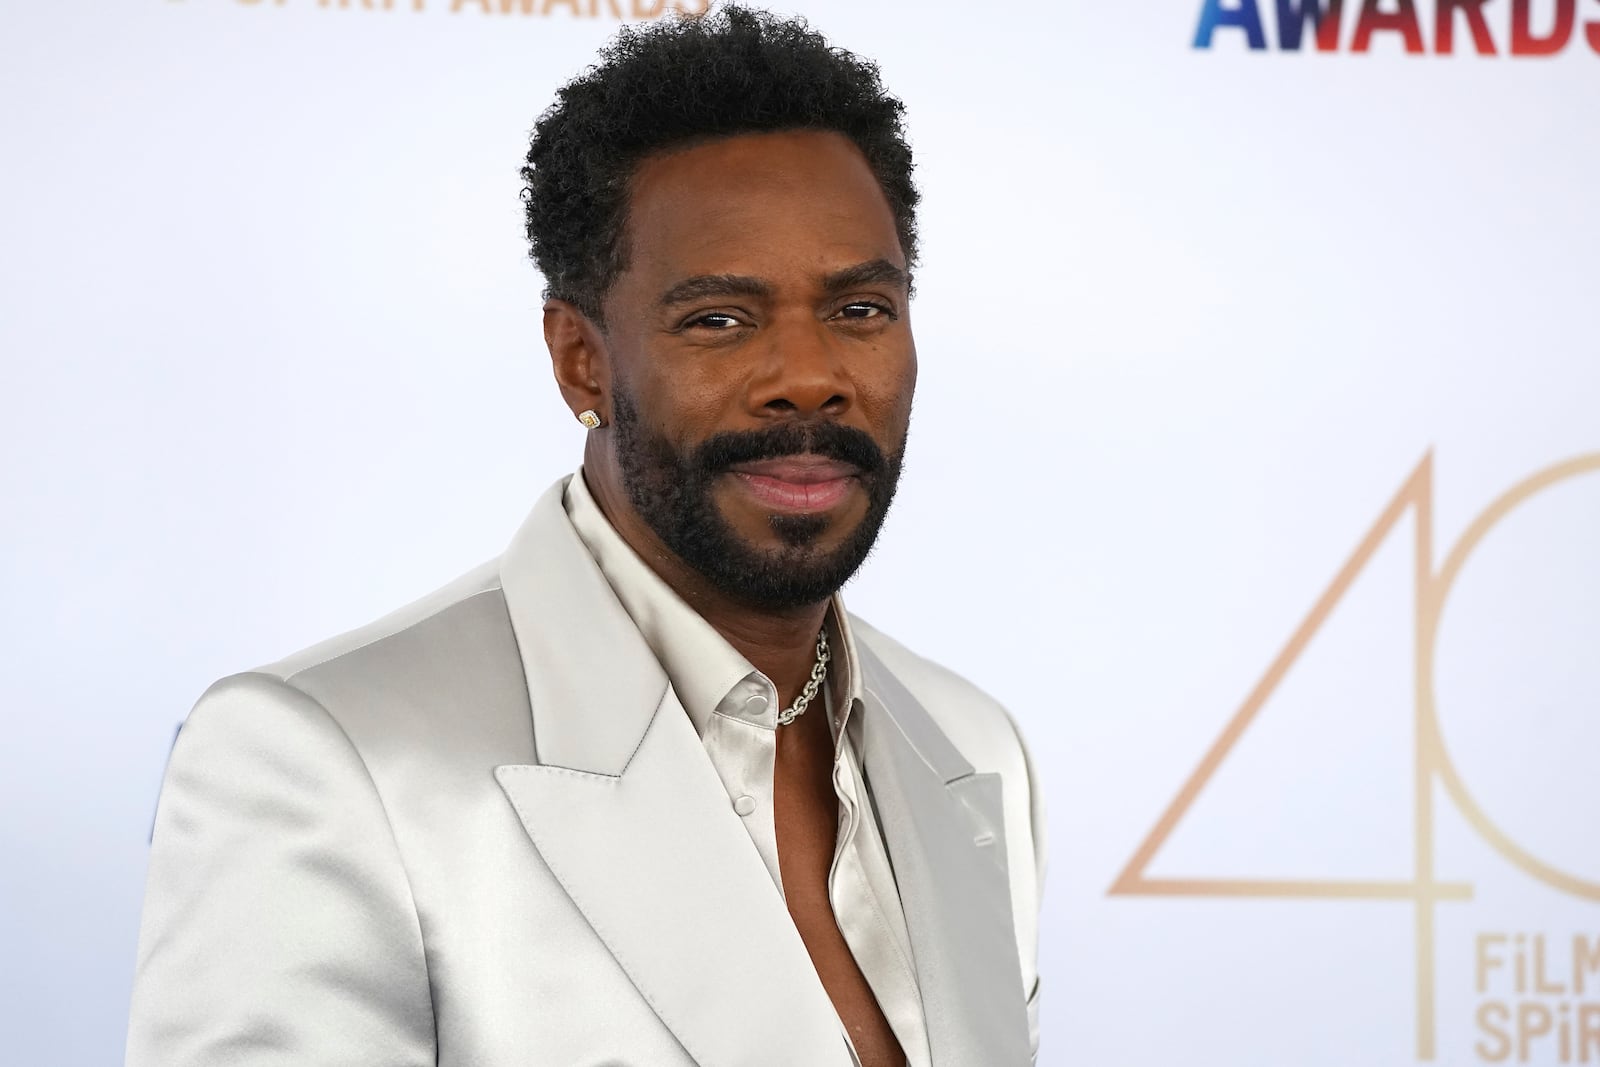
[1437,0,1497,53]
[1511,0,1576,54]
[1316,0,1347,49]
[1352,0,1425,53]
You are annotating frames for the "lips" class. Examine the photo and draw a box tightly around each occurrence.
[725,454,860,512]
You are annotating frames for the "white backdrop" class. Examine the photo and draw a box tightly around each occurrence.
[2,1,1597,1064]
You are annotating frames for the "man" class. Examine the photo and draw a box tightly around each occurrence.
[127,7,1044,1066]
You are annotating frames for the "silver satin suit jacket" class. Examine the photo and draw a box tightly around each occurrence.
[127,477,1047,1066]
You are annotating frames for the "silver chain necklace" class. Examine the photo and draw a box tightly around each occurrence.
[775,628,830,726]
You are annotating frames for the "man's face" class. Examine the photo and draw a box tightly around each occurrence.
[592,129,916,611]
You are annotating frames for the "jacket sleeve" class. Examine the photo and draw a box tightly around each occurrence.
[126,672,436,1067]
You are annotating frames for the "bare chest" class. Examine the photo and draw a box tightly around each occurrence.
[773,718,905,1067]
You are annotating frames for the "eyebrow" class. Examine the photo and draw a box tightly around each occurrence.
[656,258,910,309]
[820,258,910,295]
[658,274,772,308]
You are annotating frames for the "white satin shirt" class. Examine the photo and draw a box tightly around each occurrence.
[564,471,931,1067]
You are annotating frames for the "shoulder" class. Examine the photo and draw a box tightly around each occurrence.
[261,560,507,685]
[185,558,535,780]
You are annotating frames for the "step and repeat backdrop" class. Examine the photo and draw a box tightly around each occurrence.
[2,1,1596,1064]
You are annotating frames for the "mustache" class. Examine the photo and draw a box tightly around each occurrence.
[689,421,888,477]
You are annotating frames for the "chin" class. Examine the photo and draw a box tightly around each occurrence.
[695,513,876,610]
[718,486,868,548]
[764,511,841,551]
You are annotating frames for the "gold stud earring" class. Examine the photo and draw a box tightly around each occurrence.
[577,409,603,430]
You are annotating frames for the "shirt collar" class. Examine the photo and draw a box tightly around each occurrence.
[825,594,865,733]
[563,468,863,734]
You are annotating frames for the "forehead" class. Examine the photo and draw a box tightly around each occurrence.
[618,129,905,293]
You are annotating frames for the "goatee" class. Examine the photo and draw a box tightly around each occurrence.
[610,388,905,611]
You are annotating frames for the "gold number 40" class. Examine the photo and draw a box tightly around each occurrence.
[1109,450,1600,1061]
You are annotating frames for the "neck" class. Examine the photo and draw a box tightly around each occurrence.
[690,597,829,711]
[585,466,830,708]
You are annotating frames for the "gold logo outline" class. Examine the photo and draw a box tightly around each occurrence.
[1109,449,1600,1060]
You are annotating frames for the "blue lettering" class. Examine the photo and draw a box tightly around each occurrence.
[1194,0,1268,49]
[1276,0,1342,50]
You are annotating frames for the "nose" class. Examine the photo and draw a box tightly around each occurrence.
[747,313,854,419]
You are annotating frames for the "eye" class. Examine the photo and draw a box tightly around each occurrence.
[835,301,897,322]
[683,311,746,331]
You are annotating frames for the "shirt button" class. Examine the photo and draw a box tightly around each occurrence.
[743,694,769,717]
[733,795,758,817]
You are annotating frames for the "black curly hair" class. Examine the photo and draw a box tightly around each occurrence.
[520,5,918,326]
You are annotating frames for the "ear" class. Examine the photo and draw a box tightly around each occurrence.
[543,298,611,424]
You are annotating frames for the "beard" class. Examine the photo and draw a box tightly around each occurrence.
[610,387,905,611]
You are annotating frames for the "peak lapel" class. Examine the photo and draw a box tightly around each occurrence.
[494,480,849,1067]
[858,643,1033,1067]
[499,478,664,775]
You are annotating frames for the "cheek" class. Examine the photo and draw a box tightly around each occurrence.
[857,347,917,433]
[679,366,747,424]
[625,351,739,441]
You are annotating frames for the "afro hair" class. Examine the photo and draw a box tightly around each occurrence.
[520,5,918,325]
